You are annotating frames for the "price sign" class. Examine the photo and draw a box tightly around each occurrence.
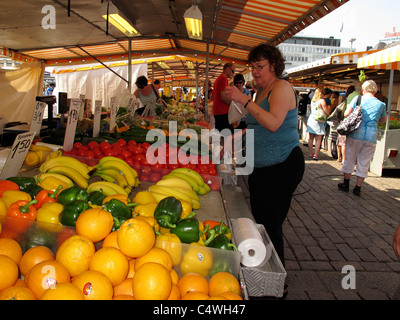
[30,101,46,136]
[63,98,81,151]
[93,100,102,137]
[109,97,117,132]
[0,131,36,179]
[79,94,85,120]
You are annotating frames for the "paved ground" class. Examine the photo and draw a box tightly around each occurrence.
[239,144,400,300]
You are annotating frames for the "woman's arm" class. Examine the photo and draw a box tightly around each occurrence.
[319,99,330,115]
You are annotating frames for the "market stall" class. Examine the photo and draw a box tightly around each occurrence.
[357,44,400,176]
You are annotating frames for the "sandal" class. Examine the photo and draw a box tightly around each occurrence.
[312,156,318,161]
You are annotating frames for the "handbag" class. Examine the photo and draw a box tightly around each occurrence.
[327,100,346,123]
[337,95,362,135]
[314,100,328,123]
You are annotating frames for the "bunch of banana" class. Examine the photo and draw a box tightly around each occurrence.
[93,156,139,195]
[148,181,201,210]
[39,155,91,189]
[24,144,57,167]
[161,168,211,195]
[87,181,130,197]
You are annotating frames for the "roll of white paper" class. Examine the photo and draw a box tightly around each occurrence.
[232,218,270,267]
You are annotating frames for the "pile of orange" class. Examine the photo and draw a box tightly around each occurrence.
[0,212,243,300]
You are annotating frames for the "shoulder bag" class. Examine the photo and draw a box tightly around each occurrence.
[314,100,328,123]
[337,95,362,135]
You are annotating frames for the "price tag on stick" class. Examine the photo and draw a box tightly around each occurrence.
[0,131,36,179]
[93,100,102,138]
[63,98,81,151]
[30,101,46,136]
[109,97,117,132]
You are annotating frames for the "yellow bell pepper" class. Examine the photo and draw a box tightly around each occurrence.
[36,202,64,232]
[1,190,31,208]
[179,200,193,219]
[132,191,156,204]
[159,226,171,235]
[102,194,128,205]
[180,244,213,277]
[0,199,7,216]
[133,202,158,217]
[39,176,70,192]
[135,215,160,232]
[156,233,182,266]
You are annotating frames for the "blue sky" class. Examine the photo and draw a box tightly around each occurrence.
[298,0,400,51]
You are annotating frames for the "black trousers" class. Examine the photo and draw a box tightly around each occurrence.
[214,114,233,133]
[248,146,305,266]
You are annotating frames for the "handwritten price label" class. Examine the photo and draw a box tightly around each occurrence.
[63,98,81,151]
[0,131,36,179]
[30,101,46,136]
[93,100,102,137]
[109,97,117,132]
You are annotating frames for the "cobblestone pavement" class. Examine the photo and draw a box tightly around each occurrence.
[283,145,400,300]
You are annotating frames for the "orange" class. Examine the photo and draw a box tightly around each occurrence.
[19,246,55,277]
[208,272,241,297]
[134,247,173,271]
[0,238,22,264]
[219,291,243,300]
[102,230,119,249]
[168,284,181,300]
[27,260,70,299]
[135,216,160,232]
[133,262,172,300]
[0,285,36,300]
[208,296,228,300]
[72,270,114,300]
[89,247,129,286]
[113,295,135,300]
[177,273,209,297]
[181,291,209,300]
[56,234,95,277]
[127,259,136,278]
[41,283,84,300]
[117,218,155,258]
[170,268,179,285]
[75,208,114,243]
[113,278,133,297]
[0,255,19,291]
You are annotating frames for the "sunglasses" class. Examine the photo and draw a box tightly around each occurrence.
[234,81,244,85]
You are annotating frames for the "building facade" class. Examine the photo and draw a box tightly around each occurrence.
[278,36,354,69]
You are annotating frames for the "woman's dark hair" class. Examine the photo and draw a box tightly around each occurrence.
[234,73,245,83]
[324,88,332,95]
[248,44,285,77]
[135,75,148,88]
[344,85,355,99]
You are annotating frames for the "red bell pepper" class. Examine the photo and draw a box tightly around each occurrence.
[0,180,20,197]
[6,199,38,234]
[34,185,62,209]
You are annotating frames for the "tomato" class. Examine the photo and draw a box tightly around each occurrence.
[152,163,164,173]
[128,139,137,147]
[103,149,115,157]
[100,141,111,152]
[140,174,150,182]
[168,163,180,170]
[111,144,122,155]
[149,172,162,183]
[84,151,96,159]
[87,141,99,150]
[73,142,83,150]
[124,157,134,166]
[117,139,127,147]
[141,166,152,176]
[121,150,133,159]
[141,142,151,151]
[140,157,150,166]
[134,154,145,163]
[131,145,143,156]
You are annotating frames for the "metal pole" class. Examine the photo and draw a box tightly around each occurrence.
[128,38,132,91]
[204,40,210,121]
[385,69,395,132]
[195,62,199,111]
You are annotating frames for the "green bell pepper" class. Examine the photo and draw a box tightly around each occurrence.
[102,198,132,231]
[209,256,235,277]
[171,217,199,244]
[207,234,237,251]
[59,200,90,226]
[154,196,182,228]
[88,190,106,206]
[57,186,88,205]
[22,224,57,252]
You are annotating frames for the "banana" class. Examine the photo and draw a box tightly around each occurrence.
[155,177,193,191]
[148,185,193,204]
[87,181,129,196]
[197,184,207,195]
[37,173,74,188]
[203,183,211,193]
[45,150,62,162]
[162,173,200,193]
[149,191,169,203]
[40,156,90,179]
[29,144,53,152]
[93,171,118,184]
[171,187,199,201]
[97,159,135,186]
[98,156,138,178]
[36,150,52,163]
[46,165,89,189]
[134,176,140,188]
[97,168,130,189]
[171,168,205,187]
[191,199,201,210]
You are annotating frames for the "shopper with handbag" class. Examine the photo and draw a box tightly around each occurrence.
[338,80,387,196]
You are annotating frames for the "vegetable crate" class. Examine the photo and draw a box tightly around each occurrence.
[233,222,287,298]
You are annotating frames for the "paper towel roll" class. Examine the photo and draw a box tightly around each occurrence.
[232,218,270,267]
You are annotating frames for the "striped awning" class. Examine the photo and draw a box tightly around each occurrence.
[357,44,400,70]
[331,50,381,64]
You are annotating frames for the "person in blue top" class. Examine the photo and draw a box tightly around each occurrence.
[223,44,305,267]
[338,80,386,196]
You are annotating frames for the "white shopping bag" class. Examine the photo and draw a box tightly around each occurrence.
[228,101,248,124]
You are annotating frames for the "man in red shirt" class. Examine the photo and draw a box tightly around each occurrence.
[213,62,236,132]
